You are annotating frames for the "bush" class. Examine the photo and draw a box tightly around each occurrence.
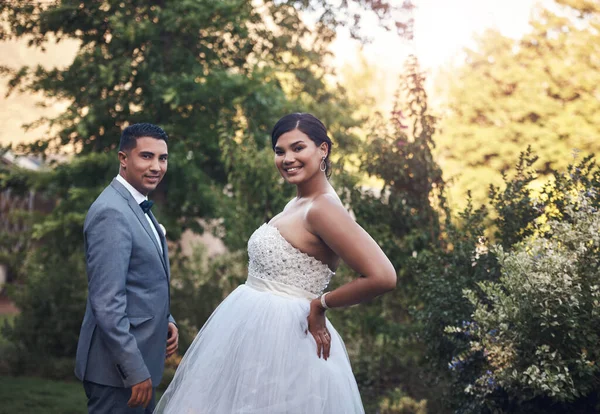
[0,342,77,380]
[378,388,428,414]
[1,154,107,366]
[168,244,247,353]
[2,250,86,360]
[414,153,600,412]
[412,151,542,410]
[447,190,600,413]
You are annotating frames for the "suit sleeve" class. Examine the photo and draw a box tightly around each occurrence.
[85,206,150,387]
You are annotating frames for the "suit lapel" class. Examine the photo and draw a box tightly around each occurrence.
[148,210,169,276]
[110,179,168,277]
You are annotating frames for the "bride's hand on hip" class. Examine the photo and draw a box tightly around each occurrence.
[307,299,331,360]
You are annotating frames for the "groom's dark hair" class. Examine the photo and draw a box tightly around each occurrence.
[119,123,169,152]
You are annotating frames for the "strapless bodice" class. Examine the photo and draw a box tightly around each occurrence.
[247,223,334,297]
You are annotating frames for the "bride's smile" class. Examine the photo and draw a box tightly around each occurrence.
[274,128,327,185]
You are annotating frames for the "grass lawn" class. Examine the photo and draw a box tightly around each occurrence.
[0,375,166,414]
[0,376,87,414]
[0,314,167,413]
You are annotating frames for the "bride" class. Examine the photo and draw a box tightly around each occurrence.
[154,113,397,413]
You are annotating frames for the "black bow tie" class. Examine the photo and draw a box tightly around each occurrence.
[139,200,154,214]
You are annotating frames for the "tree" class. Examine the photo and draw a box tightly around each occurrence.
[0,0,416,238]
[435,0,600,209]
[0,0,304,235]
[327,55,447,411]
[296,0,416,40]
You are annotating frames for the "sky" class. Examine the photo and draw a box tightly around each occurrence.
[0,38,78,146]
[330,0,540,111]
[0,0,541,145]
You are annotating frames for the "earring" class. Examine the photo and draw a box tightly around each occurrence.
[319,157,327,172]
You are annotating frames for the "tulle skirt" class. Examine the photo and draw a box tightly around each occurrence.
[154,279,364,413]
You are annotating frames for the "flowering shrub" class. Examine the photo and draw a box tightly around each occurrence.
[447,188,600,412]
[413,152,542,411]
[413,155,600,412]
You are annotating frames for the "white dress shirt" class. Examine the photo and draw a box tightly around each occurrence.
[116,174,163,252]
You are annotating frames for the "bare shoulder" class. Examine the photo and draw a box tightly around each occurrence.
[305,193,354,233]
[308,192,345,214]
[305,192,396,285]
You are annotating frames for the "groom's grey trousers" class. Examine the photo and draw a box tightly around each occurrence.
[83,381,156,414]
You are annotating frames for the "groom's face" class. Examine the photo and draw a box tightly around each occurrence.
[119,136,168,196]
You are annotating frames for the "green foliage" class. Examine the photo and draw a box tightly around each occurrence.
[293,0,416,40]
[451,191,600,413]
[2,250,86,360]
[378,388,428,414]
[168,244,247,352]
[327,55,448,410]
[0,163,40,283]
[328,264,425,412]
[0,155,109,366]
[355,55,445,270]
[435,0,600,209]
[216,129,295,251]
[0,314,14,353]
[0,0,363,236]
[413,199,496,376]
[489,148,542,249]
[423,158,600,413]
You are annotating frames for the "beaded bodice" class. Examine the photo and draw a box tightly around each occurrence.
[247,224,334,296]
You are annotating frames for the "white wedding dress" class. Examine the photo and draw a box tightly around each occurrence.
[154,223,364,413]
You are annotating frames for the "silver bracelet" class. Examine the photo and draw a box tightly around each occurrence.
[320,292,330,310]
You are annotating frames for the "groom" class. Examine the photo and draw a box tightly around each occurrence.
[75,123,178,413]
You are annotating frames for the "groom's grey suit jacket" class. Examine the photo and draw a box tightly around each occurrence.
[75,178,175,388]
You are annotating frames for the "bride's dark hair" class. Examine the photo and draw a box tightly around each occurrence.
[271,113,334,178]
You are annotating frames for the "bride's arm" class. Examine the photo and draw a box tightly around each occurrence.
[306,194,397,309]
[304,194,396,359]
